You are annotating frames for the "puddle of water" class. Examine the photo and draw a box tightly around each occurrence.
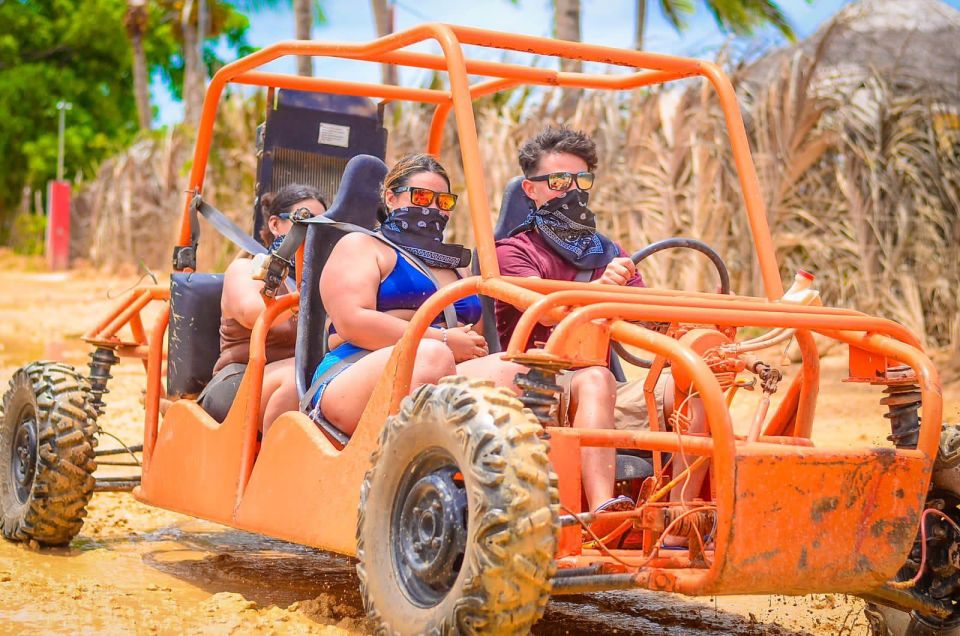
[138,526,363,611]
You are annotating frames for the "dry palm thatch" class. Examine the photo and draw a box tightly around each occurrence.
[72,91,261,272]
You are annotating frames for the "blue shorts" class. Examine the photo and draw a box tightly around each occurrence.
[309,342,368,409]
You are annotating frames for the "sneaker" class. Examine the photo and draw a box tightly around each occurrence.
[585,495,635,546]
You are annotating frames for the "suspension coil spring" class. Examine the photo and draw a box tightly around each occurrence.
[87,347,120,418]
[882,381,922,449]
[666,507,716,540]
[514,365,563,427]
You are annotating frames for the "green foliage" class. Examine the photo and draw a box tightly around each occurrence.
[9,212,46,256]
[0,0,252,243]
[659,0,803,42]
[151,1,256,101]
[0,0,138,233]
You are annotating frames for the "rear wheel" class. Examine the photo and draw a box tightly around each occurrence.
[357,377,559,635]
[0,362,97,546]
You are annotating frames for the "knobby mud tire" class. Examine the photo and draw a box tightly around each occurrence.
[357,377,560,635]
[0,361,98,546]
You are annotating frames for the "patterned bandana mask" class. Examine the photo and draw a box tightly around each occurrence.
[515,189,620,270]
[379,206,471,269]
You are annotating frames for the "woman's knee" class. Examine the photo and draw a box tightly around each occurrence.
[412,339,455,382]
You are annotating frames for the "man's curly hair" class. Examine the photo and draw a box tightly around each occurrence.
[518,125,598,176]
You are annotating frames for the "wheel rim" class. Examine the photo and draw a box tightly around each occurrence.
[391,449,468,608]
[11,404,38,504]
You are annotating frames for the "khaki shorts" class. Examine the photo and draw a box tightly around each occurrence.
[557,369,669,430]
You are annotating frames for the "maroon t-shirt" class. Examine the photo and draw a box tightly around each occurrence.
[494,229,645,351]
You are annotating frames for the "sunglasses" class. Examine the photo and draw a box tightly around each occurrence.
[392,186,458,212]
[277,206,318,221]
[527,171,595,191]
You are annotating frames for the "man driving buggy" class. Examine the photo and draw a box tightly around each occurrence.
[494,126,708,544]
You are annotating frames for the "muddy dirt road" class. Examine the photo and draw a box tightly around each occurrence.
[1,256,958,634]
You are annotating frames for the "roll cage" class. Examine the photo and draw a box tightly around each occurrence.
[79,23,944,602]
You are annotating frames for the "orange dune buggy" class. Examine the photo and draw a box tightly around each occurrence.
[2,24,959,636]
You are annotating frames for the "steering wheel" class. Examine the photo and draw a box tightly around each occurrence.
[611,237,731,369]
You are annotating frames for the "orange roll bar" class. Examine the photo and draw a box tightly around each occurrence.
[428,77,521,156]
[142,303,170,471]
[607,319,733,594]
[236,292,300,504]
[385,276,481,412]
[550,428,714,455]
[539,302,921,353]
[233,71,451,104]
[177,23,780,299]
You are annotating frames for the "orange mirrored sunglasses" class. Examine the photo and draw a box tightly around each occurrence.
[392,186,458,211]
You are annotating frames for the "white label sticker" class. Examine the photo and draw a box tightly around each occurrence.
[318,122,350,148]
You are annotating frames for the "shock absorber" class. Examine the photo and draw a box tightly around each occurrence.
[512,358,569,428]
[87,347,120,419]
[881,372,922,449]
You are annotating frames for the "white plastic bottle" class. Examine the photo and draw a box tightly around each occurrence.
[781,269,819,305]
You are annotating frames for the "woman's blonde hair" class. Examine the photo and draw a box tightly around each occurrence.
[381,153,451,202]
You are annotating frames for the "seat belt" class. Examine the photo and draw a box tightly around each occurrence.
[186,195,297,290]
[574,268,594,283]
[299,348,371,415]
[299,215,458,329]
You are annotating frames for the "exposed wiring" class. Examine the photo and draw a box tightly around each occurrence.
[106,258,159,299]
[95,428,142,467]
[888,508,960,590]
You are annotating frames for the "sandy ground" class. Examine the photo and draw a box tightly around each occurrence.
[0,253,958,635]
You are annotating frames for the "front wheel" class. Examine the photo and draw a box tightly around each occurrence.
[357,377,559,635]
[0,362,98,546]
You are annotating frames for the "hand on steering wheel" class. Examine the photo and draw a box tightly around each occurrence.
[611,237,731,369]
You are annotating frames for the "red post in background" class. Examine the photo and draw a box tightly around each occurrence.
[46,180,71,270]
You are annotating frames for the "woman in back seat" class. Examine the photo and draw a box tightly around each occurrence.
[200,184,327,431]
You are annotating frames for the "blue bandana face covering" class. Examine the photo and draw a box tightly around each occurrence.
[379,206,471,269]
[514,189,620,271]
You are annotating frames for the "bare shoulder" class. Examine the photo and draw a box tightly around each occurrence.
[223,255,254,282]
[331,232,393,262]
[335,231,383,252]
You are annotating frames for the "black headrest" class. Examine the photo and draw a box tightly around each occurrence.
[493,176,535,241]
[295,154,388,400]
[323,154,388,229]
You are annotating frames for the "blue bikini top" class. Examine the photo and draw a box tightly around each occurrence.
[329,249,482,333]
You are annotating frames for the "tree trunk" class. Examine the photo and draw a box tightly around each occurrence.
[634,0,646,50]
[181,0,204,126]
[553,0,582,117]
[125,0,151,130]
[294,0,313,76]
[370,0,398,85]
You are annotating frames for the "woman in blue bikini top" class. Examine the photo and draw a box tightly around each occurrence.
[311,154,492,435]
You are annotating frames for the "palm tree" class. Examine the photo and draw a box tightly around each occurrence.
[554,0,582,116]
[635,0,801,50]
[124,0,152,130]
[370,0,398,85]
[229,0,326,76]
[181,0,204,124]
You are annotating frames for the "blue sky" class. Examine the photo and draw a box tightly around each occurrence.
[153,0,960,124]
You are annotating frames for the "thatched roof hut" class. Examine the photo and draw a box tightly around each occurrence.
[745,0,960,102]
